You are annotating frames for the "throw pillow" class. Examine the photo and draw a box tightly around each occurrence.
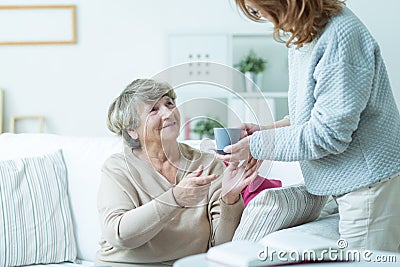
[233,184,328,242]
[0,150,77,267]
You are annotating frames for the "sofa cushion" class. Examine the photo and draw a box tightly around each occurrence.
[0,150,77,266]
[0,133,123,262]
[233,184,328,242]
[258,213,340,247]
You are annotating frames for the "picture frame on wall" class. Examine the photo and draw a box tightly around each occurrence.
[0,5,77,45]
[9,116,45,133]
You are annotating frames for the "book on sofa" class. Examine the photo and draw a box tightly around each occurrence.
[206,241,268,267]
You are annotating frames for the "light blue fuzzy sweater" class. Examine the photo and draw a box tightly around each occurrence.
[250,6,400,195]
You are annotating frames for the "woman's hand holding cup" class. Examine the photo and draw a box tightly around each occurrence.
[214,126,259,163]
[240,123,262,136]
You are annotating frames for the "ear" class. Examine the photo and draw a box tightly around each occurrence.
[127,130,139,140]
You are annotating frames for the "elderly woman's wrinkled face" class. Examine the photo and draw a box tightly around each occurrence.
[134,95,181,145]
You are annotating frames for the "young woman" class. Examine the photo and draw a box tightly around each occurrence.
[218,0,400,252]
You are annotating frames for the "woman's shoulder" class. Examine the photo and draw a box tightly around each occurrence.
[103,152,124,166]
[313,6,378,67]
[102,151,140,175]
[101,151,143,187]
[325,6,376,46]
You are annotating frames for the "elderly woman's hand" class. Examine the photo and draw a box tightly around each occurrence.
[221,157,260,204]
[172,165,219,207]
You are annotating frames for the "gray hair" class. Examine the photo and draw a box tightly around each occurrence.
[107,79,177,148]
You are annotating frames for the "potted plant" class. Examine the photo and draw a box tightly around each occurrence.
[192,118,223,139]
[234,50,267,92]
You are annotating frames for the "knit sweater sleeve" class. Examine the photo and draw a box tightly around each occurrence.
[250,62,374,161]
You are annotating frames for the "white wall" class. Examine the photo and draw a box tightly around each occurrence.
[347,0,400,108]
[0,0,399,136]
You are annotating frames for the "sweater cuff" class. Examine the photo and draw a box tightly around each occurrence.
[219,194,244,220]
[153,189,183,222]
[250,130,275,160]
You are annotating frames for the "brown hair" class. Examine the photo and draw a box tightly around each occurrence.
[236,0,345,48]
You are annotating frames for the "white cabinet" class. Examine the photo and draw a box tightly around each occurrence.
[167,33,289,139]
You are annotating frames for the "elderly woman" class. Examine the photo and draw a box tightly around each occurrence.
[96,79,258,267]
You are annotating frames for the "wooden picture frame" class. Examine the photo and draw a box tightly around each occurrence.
[10,116,45,133]
[0,5,76,45]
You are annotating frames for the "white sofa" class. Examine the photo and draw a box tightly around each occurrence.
[0,133,331,266]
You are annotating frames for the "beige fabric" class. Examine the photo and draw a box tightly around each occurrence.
[334,172,400,252]
[96,143,244,266]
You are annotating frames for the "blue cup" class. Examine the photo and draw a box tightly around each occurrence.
[213,128,241,155]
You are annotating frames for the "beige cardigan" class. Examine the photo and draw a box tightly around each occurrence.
[96,143,244,266]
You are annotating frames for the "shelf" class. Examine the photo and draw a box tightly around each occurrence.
[168,33,290,139]
[237,91,288,98]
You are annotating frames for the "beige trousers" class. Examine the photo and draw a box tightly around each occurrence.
[333,172,400,252]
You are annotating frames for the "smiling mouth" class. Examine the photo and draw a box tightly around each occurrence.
[162,122,176,129]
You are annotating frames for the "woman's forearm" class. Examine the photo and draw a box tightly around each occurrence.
[211,196,244,246]
[262,118,290,130]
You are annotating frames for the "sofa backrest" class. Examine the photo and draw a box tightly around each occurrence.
[0,133,123,262]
